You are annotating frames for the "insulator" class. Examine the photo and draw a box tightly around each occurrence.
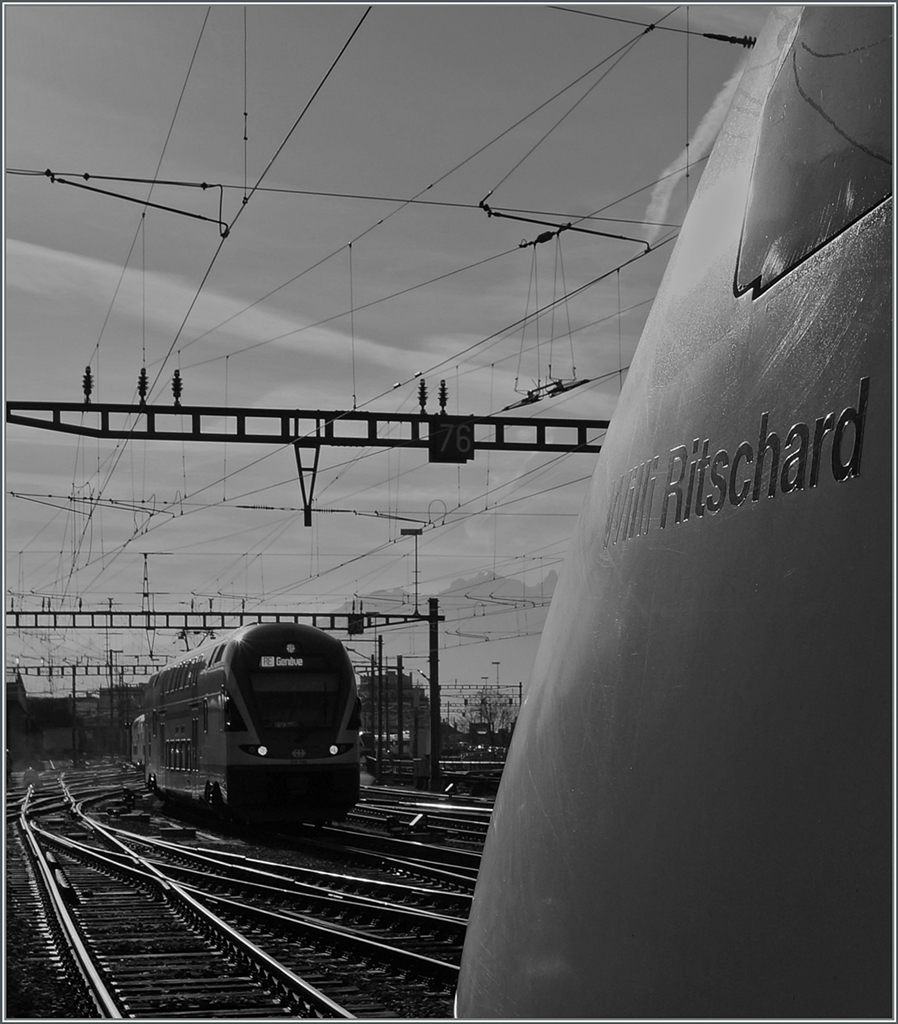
[418,378,428,413]
[82,366,93,404]
[438,379,448,412]
[137,366,148,404]
[172,368,183,406]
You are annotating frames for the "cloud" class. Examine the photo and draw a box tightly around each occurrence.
[6,237,329,346]
[5,238,433,396]
[644,58,748,245]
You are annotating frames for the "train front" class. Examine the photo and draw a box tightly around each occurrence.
[224,624,361,824]
[456,6,892,1019]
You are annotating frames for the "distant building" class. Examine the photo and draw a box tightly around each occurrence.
[5,668,35,765]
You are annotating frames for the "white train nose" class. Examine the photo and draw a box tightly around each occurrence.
[456,6,893,1019]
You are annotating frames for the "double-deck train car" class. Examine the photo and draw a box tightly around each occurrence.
[130,713,146,769]
[457,6,892,1019]
[140,622,361,824]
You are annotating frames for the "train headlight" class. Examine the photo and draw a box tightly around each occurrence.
[238,744,269,757]
[329,745,339,755]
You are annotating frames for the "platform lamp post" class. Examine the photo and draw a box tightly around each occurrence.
[107,649,122,757]
[71,663,78,768]
[492,661,501,747]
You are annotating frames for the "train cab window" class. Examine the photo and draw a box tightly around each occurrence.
[348,698,362,731]
[735,7,891,298]
[250,668,340,729]
[224,692,248,731]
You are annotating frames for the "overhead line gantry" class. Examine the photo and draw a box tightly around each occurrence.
[5,608,436,634]
[6,400,609,525]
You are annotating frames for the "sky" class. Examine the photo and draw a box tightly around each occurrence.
[3,3,771,713]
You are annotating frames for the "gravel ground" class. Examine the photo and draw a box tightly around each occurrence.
[5,831,97,1019]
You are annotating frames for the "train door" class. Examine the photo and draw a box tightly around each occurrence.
[190,707,199,800]
[197,670,226,806]
[157,716,166,790]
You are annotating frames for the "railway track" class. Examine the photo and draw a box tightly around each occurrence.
[5,821,108,1017]
[349,797,492,846]
[7,766,461,1017]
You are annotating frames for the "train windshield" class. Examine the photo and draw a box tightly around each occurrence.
[250,670,340,729]
[735,7,892,297]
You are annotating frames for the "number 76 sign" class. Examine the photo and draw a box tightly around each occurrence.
[428,417,475,463]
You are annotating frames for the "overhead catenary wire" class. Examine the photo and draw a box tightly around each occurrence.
[57,6,213,609]
[243,5,249,202]
[547,5,757,47]
[86,9,686,367]
[150,158,697,368]
[478,27,653,207]
[177,244,520,366]
[10,229,657,596]
[9,7,717,647]
[5,169,681,229]
[9,104,696,400]
[10,228,664,597]
[13,351,623,601]
[149,4,373,397]
[17,10,375,608]
[63,8,374,579]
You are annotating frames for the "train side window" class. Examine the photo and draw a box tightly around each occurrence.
[735,7,892,298]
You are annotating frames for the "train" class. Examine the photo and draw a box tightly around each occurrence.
[456,6,892,1019]
[130,713,145,768]
[135,622,361,824]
